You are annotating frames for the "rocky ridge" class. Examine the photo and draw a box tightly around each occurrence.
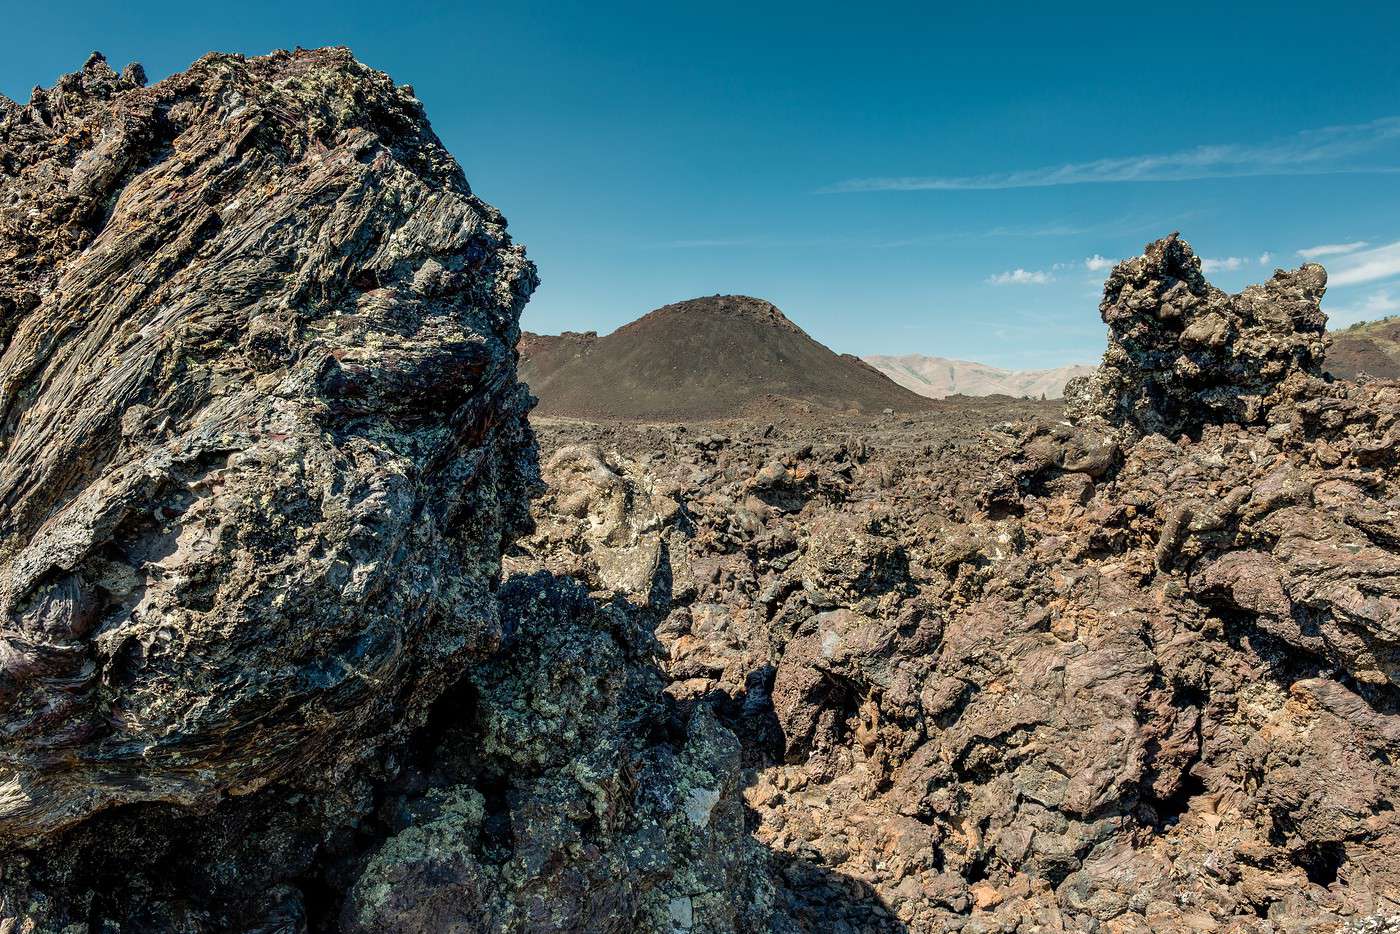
[1326,316,1400,382]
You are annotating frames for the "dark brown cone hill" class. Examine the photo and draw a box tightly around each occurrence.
[0,49,538,837]
[520,295,933,420]
[1327,316,1400,381]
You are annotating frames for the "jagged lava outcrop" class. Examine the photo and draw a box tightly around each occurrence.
[0,45,537,839]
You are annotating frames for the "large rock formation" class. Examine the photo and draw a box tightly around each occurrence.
[0,48,779,934]
[0,47,538,842]
[1,43,539,927]
[1066,233,1329,436]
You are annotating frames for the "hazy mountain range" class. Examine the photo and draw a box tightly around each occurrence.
[862,354,1096,399]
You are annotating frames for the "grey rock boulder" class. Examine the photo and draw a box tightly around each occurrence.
[0,47,537,842]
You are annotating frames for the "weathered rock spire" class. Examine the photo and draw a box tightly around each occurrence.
[0,46,537,842]
[1066,233,1329,436]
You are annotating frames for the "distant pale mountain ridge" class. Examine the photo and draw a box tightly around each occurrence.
[863,354,1095,399]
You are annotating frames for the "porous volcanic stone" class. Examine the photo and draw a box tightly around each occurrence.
[1066,233,1329,437]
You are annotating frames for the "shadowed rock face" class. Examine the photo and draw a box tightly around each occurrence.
[1066,233,1329,437]
[0,48,538,841]
[341,573,774,934]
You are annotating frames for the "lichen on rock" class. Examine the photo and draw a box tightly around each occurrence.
[342,573,773,934]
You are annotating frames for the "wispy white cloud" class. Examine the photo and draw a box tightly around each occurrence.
[1353,289,1400,315]
[1084,254,1117,272]
[1258,251,1273,265]
[1202,256,1247,273]
[1326,240,1400,287]
[659,238,763,248]
[821,116,1400,193]
[1297,241,1370,259]
[1325,288,1400,327]
[981,222,1100,238]
[653,235,854,249]
[987,268,1052,285]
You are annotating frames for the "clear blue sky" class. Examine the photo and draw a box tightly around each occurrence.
[4,1,1399,368]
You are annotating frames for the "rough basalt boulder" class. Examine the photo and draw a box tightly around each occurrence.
[1066,233,1329,437]
[0,48,537,842]
[343,574,774,934]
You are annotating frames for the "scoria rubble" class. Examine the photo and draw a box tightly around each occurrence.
[0,47,1396,934]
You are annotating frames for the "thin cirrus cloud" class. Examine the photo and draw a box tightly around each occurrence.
[821,116,1400,193]
[1325,288,1400,326]
[1297,241,1370,259]
[987,268,1052,285]
[1197,254,1278,273]
[1325,240,1400,287]
[1201,256,1247,273]
[1349,289,1400,315]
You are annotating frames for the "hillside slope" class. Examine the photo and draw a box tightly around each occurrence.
[520,295,932,420]
[1326,316,1400,380]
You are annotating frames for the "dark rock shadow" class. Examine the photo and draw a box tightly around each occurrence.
[769,849,908,933]
[683,665,910,933]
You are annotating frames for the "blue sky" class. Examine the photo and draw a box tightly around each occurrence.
[3,1,1398,368]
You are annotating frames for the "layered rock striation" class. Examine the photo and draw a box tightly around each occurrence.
[0,47,539,841]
